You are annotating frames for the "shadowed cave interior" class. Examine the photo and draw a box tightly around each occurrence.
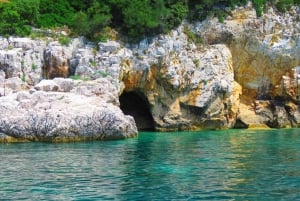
[119,91,155,131]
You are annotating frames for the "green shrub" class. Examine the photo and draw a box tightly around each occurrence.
[193,59,200,67]
[183,26,202,44]
[37,0,74,28]
[215,10,226,23]
[276,0,294,12]
[70,1,111,41]
[22,72,26,82]
[58,36,71,46]
[31,64,37,71]
[0,0,38,36]
[94,70,110,78]
[69,75,90,81]
[89,61,97,67]
[69,75,81,80]
[253,0,266,17]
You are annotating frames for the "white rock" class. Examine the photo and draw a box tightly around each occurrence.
[5,77,23,91]
[53,78,75,92]
[34,79,59,92]
[98,41,120,53]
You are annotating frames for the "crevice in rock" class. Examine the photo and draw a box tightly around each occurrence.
[234,119,248,129]
[119,91,155,131]
[0,64,12,79]
[42,53,72,79]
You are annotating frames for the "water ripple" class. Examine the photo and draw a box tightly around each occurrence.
[0,129,300,200]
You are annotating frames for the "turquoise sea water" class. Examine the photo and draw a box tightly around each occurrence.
[1,129,300,200]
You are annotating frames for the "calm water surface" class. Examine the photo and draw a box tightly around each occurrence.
[1,129,300,200]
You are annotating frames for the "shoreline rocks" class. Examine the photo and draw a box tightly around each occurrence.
[0,5,300,142]
[0,78,138,142]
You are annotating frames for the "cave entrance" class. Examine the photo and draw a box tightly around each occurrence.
[119,91,155,131]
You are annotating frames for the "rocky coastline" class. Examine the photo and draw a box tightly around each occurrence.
[0,4,299,142]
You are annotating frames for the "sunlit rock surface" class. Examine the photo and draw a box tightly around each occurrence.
[0,78,137,142]
[0,4,300,142]
[120,43,235,131]
[193,4,300,128]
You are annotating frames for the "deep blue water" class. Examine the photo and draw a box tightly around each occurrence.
[1,129,300,200]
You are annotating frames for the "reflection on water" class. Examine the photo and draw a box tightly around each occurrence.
[0,129,300,200]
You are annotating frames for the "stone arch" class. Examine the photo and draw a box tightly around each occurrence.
[119,91,155,131]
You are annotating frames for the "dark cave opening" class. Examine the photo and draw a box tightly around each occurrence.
[119,91,155,131]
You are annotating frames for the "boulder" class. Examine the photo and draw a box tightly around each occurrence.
[34,79,59,92]
[53,78,75,92]
[0,79,137,142]
[43,42,72,79]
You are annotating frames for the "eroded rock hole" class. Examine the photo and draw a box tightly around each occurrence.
[119,91,155,131]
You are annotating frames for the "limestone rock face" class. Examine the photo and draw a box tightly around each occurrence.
[190,4,300,128]
[79,5,300,130]
[43,41,72,79]
[274,66,300,101]
[0,37,45,85]
[236,100,300,128]
[0,78,137,142]
[0,37,85,85]
[1,4,300,135]
[0,37,137,142]
[116,33,235,130]
[195,5,300,100]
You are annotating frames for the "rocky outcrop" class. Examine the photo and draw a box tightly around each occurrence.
[72,5,297,130]
[77,29,236,131]
[43,41,71,79]
[122,43,235,131]
[0,4,300,140]
[0,37,85,85]
[0,37,45,85]
[0,37,139,142]
[191,4,300,128]
[193,5,300,98]
[0,78,137,142]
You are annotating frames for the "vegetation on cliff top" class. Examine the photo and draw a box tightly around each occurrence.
[0,0,299,42]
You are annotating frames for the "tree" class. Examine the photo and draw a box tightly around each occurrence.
[0,0,36,36]
[70,0,111,40]
[108,0,187,41]
[276,0,294,12]
[14,0,39,25]
[71,11,89,36]
[122,0,160,39]
[165,1,188,30]
[68,0,94,11]
[37,0,74,27]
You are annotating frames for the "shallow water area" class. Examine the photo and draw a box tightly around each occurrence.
[1,129,300,200]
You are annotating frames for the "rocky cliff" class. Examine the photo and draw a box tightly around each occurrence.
[196,5,300,128]
[0,4,300,141]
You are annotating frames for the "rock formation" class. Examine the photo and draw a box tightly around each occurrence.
[0,78,137,142]
[121,43,236,131]
[194,5,300,128]
[0,4,300,142]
